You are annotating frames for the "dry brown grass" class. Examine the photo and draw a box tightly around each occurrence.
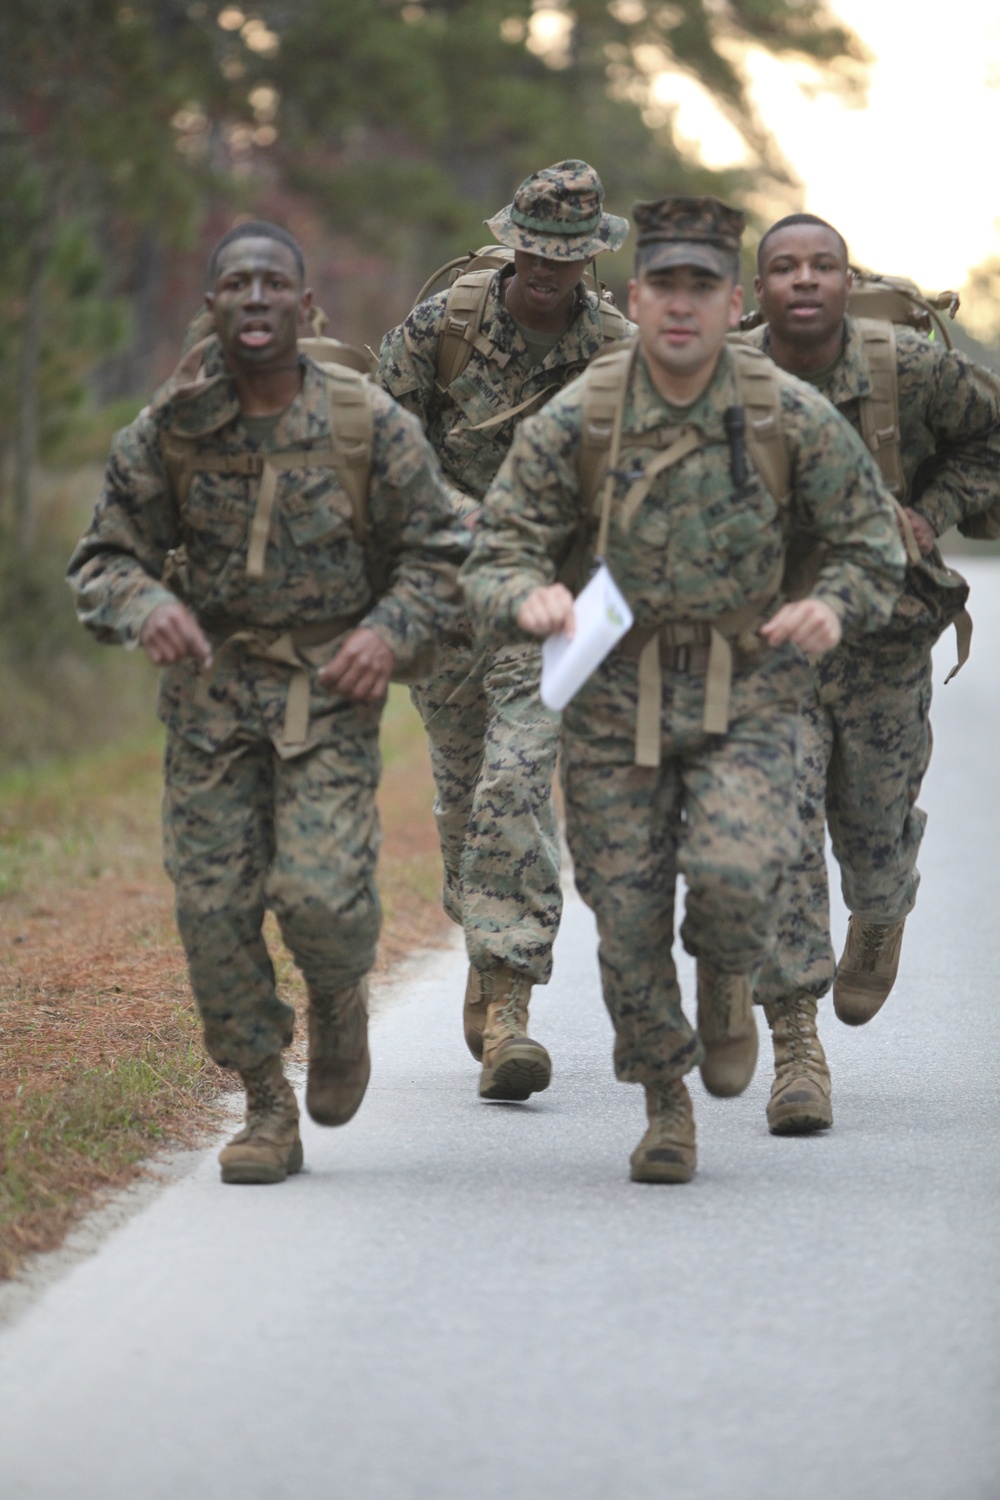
[0,690,449,1278]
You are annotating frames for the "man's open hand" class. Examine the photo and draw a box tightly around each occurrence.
[140,601,213,669]
[760,598,842,654]
[318,627,394,702]
[516,584,576,639]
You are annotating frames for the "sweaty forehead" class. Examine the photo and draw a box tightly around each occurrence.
[214,237,302,284]
[761,225,846,270]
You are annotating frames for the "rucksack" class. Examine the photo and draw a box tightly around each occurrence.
[743,283,975,664]
[566,337,969,762]
[160,337,374,570]
[740,269,960,348]
[412,245,631,403]
[845,269,960,349]
[567,339,791,757]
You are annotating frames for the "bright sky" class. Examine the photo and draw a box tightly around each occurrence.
[657,0,1000,292]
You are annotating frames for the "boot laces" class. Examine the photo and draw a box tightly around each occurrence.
[774,1000,824,1076]
[245,1064,285,1118]
[497,988,525,1034]
[858,922,893,970]
[650,1082,688,1127]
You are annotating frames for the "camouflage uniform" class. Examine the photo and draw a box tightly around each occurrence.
[376,161,633,983]
[67,357,467,1073]
[749,317,1000,1007]
[462,341,906,1087]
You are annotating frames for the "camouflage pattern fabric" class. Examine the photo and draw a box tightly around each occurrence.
[164,724,381,1072]
[463,343,905,1081]
[754,632,932,1006]
[632,195,744,278]
[747,316,1000,638]
[409,637,561,984]
[461,641,562,982]
[746,316,1000,1005]
[465,344,905,641]
[562,648,804,1085]
[68,357,467,1068]
[485,158,628,261]
[379,272,634,979]
[377,269,634,518]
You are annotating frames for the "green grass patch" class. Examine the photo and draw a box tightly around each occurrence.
[0,1010,222,1280]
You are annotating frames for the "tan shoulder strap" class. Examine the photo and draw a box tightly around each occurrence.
[578,341,637,522]
[729,343,790,509]
[597,297,630,344]
[326,365,374,544]
[436,268,512,390]
[299,335,375,376]
[855,317,905,498]
[160,368,373,580]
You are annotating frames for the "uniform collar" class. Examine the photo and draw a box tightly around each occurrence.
[628,341,738,439]
[164,355,320,441]
[482,268,609,364]
[757,316,872,406]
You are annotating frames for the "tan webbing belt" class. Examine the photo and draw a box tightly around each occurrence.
[200,617,360,749]
[620,599,772,765]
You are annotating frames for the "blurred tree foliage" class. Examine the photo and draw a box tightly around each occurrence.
[0,0,864,555]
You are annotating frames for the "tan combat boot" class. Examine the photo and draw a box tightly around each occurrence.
[463,964,487,1061]
[478,964,552,1101]
[306,981,371,1126]
[763,994,833,1135]
[630,1079,696,1183]
[218,1055,303,1185]
[696,964,758,1097]
[833,917,905,1026]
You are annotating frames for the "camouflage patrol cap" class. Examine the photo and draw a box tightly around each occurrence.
[486,160,629,262]
[633,195,745,278]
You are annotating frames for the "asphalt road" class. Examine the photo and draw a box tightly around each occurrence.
[1,560,998,1500]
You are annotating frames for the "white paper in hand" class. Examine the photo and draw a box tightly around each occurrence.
[540,562,634,711]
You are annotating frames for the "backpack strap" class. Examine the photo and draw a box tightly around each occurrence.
[597,297,631,345]
[160,367,373,581]
[577,341,637,535]
[436,268,512,391]
[325,364,374,545]
[856,318,905,499]
[571,341,791,762]
[298,335,375,376]
[728,342,791,511]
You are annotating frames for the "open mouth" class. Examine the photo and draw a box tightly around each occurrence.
[238,321,273,348]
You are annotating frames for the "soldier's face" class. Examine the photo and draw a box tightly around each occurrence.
[511,250,587,321]
[754,226,851,347]
[206,238,311,370]
[629,264,743,383]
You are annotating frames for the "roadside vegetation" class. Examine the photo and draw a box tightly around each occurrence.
[0,690,448,1280]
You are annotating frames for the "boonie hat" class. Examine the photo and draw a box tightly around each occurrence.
[633,195,745,277]
[486,159,629,262]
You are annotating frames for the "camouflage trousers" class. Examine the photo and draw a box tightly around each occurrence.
[562,649,806,1087]
[755,631,933,1006]
[410,637,562,982]
[162,727,381,1073]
